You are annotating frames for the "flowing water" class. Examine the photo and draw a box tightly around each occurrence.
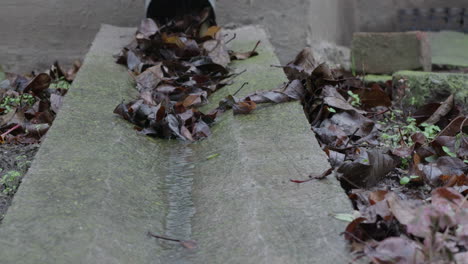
[161,143,197,263]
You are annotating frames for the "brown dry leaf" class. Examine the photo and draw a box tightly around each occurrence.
[438,116,468,137]
[283,47,319,81]
[136,64,164,91]
[328,111,375,138]
[364,237,424,264]
[162,33,185,48]
[0,109,16,127]
[201,26,221,39]
[136,18,159,40]
[368,190,389,205]
[386,192,417,227]
[229,41,260,60]
[358,84,392,109]
[203,39,231,67]
[24,73,52,95]
[180,126,194,141]
[233,100,257,115]
[182,94,203,108]
[66,60,82,81]
[424,94,454,125]
[50,94,64,113]
[241,80,304,105]
[193,121,212,139]
[338,150,396,188]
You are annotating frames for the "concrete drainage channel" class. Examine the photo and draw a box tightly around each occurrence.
[0,25,351,263]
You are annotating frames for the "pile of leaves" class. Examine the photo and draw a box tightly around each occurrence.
[114,7,260,141]
[0,62,80,144]
[283,48,468,263]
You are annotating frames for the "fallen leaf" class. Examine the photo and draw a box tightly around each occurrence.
[136,18,159,39]
[229,41,260,60]
[357,84,392,109]
[283,47,318,81]
[233,100,257,115]
[24,73,52,95]
[424,94,454,125]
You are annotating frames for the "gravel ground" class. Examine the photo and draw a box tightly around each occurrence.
[0,144,39,222]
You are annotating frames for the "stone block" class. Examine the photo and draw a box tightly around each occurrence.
[430,31,468,68]
[0,25,351,263]
[352,31,432,74]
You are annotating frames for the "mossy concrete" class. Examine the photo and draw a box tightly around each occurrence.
[0,25,351,263]
[430,31,468,68]
[362,74,392,84]
[393,70,468,107]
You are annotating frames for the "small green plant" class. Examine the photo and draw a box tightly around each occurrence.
[328,107,337,113]
[400,175,419,185]
[0,94,36,114]
[380,112,441,149]
[420,123,441,140]
[206,153,220,160]
[401,157,410,169]
[402,117,419,135]
[347,91,361,107]
[442,146,457,158]
[0,171,22,195]
[50,76,71,90]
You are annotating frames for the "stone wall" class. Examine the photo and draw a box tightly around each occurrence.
[1,0,355,72]
[0,0,145,73]
[4,0,464,72]
[217,0,354,64]
[355,0,468,33]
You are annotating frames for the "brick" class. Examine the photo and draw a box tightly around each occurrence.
[352,31,432,74]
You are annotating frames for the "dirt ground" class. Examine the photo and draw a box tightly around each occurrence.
[0,144,39,222]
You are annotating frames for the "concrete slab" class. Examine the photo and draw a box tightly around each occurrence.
[352,32,432,74]
[430,31,468,68]
[393,70,468,107]
[0,25,351,263]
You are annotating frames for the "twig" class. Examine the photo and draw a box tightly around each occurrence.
[147,231,198,249]
[290,168,334,184]
[338,174,363,189]
[270,64,288,68]
[147,232,181,242]
[460,117,468,134]
[232,82,249,97]
[225,33,237,44]
[1,124,21,139]
[368,108,390,118]
[250,41,261,53]
[397,127,406,146]
[344,128,360,148]
[223,69,247,84]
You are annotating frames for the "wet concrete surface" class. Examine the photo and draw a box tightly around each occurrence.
[0,25,351,263]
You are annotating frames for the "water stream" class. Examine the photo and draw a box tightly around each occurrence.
[161,143,196,263]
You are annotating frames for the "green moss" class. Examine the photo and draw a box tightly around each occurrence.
[393,70,468,106]
[363,74,392,84]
